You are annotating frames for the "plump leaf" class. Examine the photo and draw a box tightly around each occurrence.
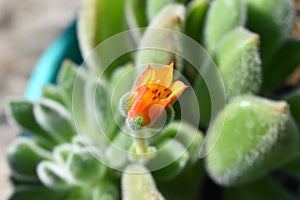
[42,85,65,106]
[37,161,71,190]
[7,100,54,142]
[34,99,76,143]
[53,144,73,165]
[185,0,209,43]
[105,129,133,170]
[148,139,189,180]
[56,60,81,109]
[125,0,148,44]
[122,164,165,200]
[245,0,295,61]
[146,0,185,21]
[205,96,299,186]
[66,148,106,184]
[216,27,262,99]
[84,79,111,144]
[204,0,246,52]
[151,121,203,162]
[111,64,134,109]
[78,0,130,75]
[7,138,51,181]
[135,4,186,75]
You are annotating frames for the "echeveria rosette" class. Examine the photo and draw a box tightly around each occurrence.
[120,62,188,129]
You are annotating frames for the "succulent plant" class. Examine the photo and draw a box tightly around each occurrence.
[6,0,300,199]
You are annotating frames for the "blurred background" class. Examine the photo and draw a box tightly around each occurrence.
[0,0,80,198]
[1,0,300,199]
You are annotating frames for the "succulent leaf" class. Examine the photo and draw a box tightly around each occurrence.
[216,27,262,99]
[90,181,119,200]
[111,64,135,109]
[7,100,55,144]
[125,0,148,44]
[7,138,51,181]
[37,161,71,190]
[185,0,209,43]
[204,0,247,52]
[135,4,186,74]
[84,79,111,144]
[205,96,299,186]
[146,0,185,21]
[122,164,165,200]
[245,0,295,65]
[66,147,106,184]
[78,0,130,74]
[148,139,189,180]
[34,99,76,143]
[151,121,203,162]
[105,129,133,169]
[42,85,65,106]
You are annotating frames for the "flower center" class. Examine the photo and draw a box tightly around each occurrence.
[146,83,173,101]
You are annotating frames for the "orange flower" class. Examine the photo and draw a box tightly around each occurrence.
[127,62,188,126]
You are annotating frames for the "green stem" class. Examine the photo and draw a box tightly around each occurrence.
[135,137,148,154]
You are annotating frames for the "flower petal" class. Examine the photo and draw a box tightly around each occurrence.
[142,99,170,126]
[134,65,155,89]
[154,62,174,87]
[128,86,153,118]
[169,80,188,103]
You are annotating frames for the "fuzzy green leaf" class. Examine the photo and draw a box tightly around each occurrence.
[53,144,73,165]
[78,0,129,75]
[125,0,148,44]
[185,0,209,43]
[57,60,78,90]
[37,161,71,190]
[204,0,246,52]
[56,60,82,109]
[34,99,76,143]
[7,100,54,142]
[216,27,262,99]
[66,148,106,184]
[111,64,134,109]
[146,0,185,21]
[93,181,119,200]
[135,4,185,75]
[122,164,165,200]
[125,0,147,29]
[148,139,189,180]
[42,85,65,106]
[105,129,133,169]
[245,0,295,65]
[84,79,111,144]
[7,138,51,181]
[205,96,299,186]
[151,121,203,162]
